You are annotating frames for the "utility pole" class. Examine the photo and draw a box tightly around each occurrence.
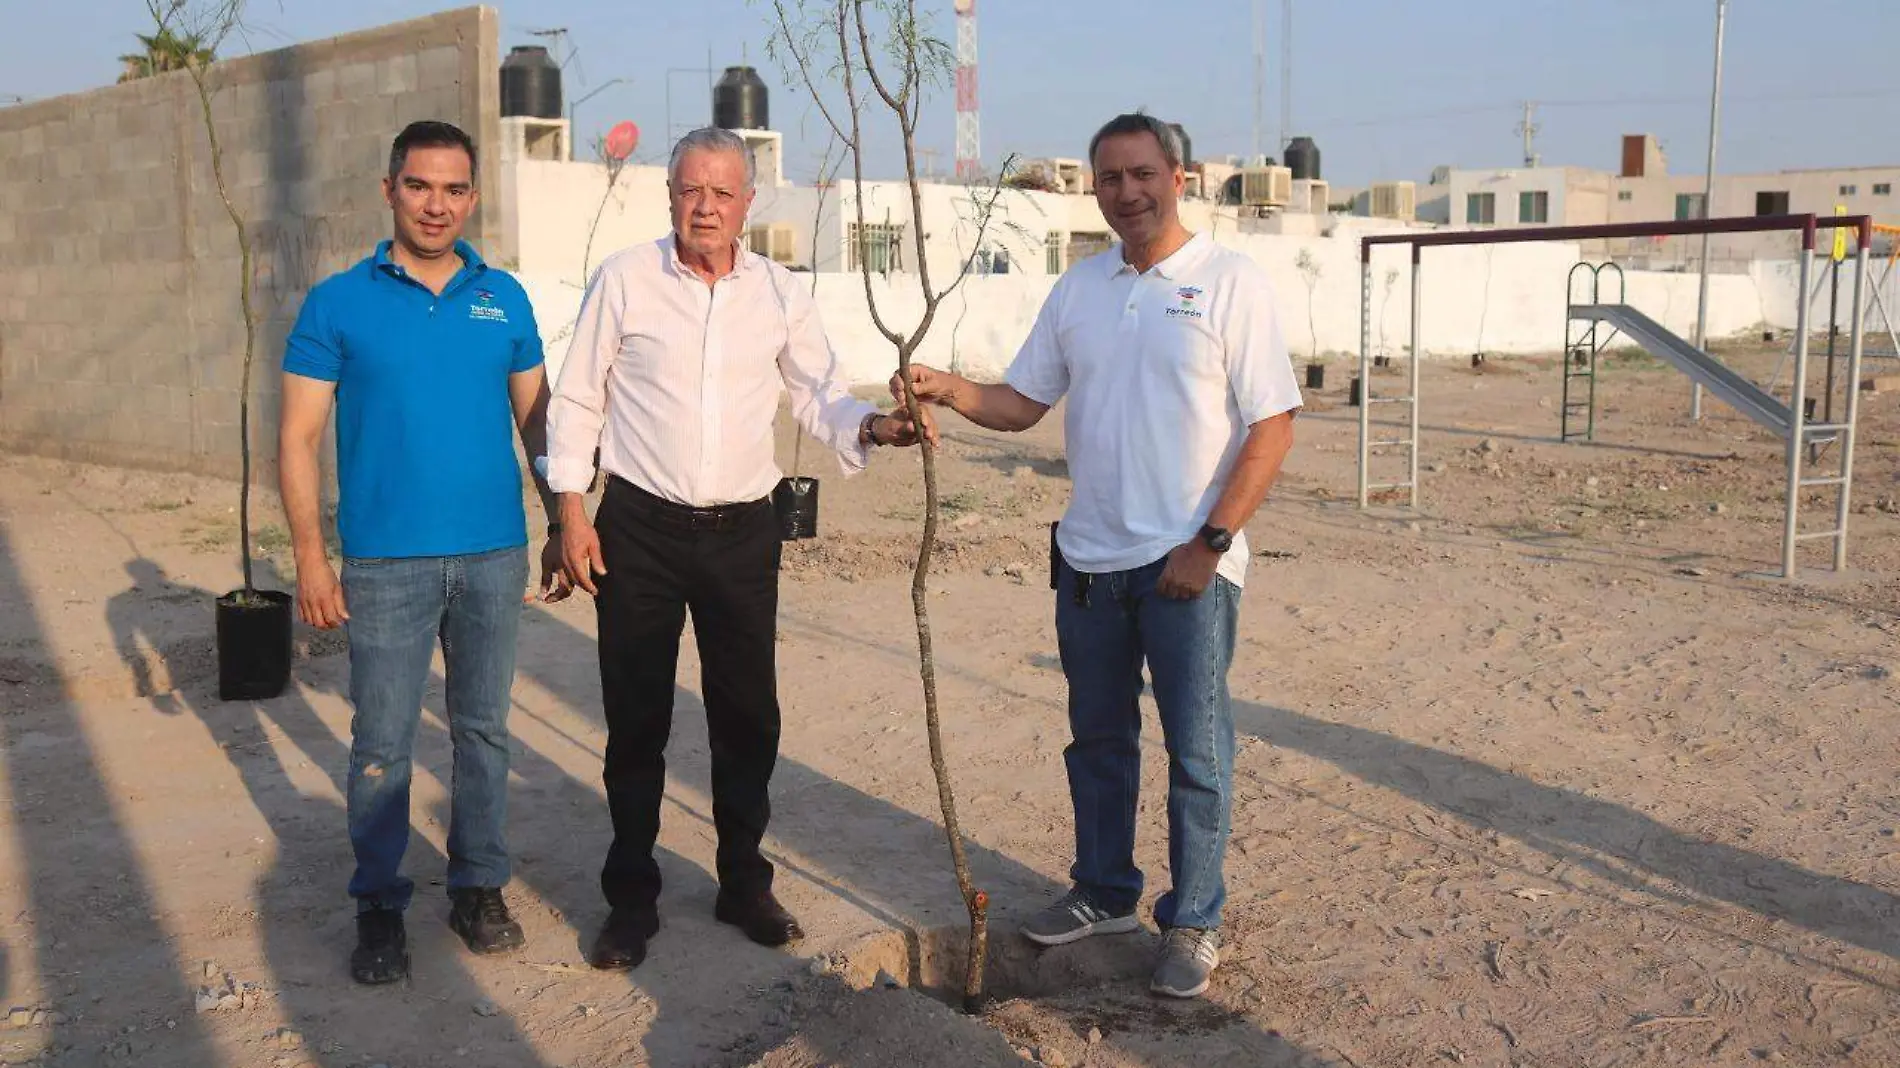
[1252,0,1265,160]
[1279,0,1292,154]
[1516,101,1541,167]
[1691,0,1729,422]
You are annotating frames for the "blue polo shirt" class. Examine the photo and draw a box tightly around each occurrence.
[282,239,543,559]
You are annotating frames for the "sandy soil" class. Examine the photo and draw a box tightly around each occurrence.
[1,340,1898,1068]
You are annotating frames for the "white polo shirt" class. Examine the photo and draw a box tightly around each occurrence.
[1005,232,1302,588]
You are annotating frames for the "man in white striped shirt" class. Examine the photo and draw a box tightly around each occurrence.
[542,127,928,972]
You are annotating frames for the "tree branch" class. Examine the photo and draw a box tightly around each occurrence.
[767,0,856,151]
[852,0,908,121]
[833,5,903,348]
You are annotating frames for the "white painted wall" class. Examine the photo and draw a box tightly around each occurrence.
[521,242,1846,392]
[508,159,673,283]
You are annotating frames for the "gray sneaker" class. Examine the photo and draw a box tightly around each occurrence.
[1150,927,1220,998]
[1020,889,1141,947]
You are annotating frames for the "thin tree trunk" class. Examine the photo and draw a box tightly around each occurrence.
[190,61,256,594]
[852,0,988,1006]
[894,345,987,1010]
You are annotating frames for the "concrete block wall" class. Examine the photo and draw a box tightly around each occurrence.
[0,6,502,482]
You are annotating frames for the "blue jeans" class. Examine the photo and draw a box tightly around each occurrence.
[340,546,527,912]
[1054,554,1239,931]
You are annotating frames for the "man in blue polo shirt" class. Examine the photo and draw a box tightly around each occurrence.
[277,120,564,985]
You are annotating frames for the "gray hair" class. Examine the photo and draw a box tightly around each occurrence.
[668,127,757,191]
[1087,112,1184,170]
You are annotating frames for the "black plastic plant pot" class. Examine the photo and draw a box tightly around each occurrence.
[1305,363,1326,390]
[773,476,820,540]
[215,588,292,701]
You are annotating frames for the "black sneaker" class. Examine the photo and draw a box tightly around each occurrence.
[351,908,409,985]
[448,887,525,954]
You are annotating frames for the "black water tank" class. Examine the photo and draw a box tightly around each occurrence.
[713,66,769,130]
[1285,135,1321,181]
[500,45,562,119]
[1221,174,1243,205]
[1168,123,1192,169]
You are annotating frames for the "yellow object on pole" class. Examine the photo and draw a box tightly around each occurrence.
[1833,204,1849,262]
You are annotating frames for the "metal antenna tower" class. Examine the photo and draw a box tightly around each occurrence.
[954,0,982,182]
[1516,101,1541,167]
[527,27,585,85]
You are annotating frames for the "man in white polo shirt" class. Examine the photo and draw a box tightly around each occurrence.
[893,112,1300,999]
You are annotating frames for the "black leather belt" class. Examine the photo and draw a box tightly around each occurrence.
[611,474,771,532]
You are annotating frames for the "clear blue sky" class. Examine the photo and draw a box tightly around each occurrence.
[6,1,1898,188]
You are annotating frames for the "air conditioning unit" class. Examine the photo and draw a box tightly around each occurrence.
[747,223,798,264]
[1370,181,1418,221]
[1240,165,1292,207]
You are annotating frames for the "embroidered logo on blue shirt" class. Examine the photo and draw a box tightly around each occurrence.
[469,289,509,323]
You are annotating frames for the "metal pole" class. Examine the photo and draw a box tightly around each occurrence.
[1280,0,1292,154]
[1834,240,1869,570]
[1824,255,1840,425]
[1409,254,1422,508]
[1358,256,1372,507]
[1252,0,1264,159]
[1691,0,1728,422]
[1784,246,1813,579]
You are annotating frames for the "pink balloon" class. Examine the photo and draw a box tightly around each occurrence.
[605,120,639,162]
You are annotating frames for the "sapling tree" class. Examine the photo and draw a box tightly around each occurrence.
[142,0,264,598]
[763,0,1018,1012]
[1295,246,1323,359]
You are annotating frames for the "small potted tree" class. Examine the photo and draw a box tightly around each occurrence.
[134,0,292,699]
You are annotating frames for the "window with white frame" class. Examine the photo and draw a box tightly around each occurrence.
[1465,192,1496,225]
[1046,231,1065,275]
[1840,184,1859,196]
[1518,190,1550,224]
[847,222,904,274]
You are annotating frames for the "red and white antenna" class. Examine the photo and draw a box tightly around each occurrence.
[953,0,981,182]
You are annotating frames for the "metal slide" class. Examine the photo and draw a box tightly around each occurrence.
[1569,304,1793,438]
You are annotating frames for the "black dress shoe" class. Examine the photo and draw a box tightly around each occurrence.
[715,890,805,947]
[588,908,658,970]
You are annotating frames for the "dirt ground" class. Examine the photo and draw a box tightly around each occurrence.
[1,340,1898,1068]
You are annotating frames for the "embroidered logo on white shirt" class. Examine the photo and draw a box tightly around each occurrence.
[1166,284,1206,319]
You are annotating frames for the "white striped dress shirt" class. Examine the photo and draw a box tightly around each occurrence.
[545,234,876,506]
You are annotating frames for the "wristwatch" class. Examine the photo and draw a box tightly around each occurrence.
[859,410,884,446]
[1198,524,1233,553]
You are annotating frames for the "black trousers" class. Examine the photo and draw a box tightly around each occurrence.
[593,475,782,913]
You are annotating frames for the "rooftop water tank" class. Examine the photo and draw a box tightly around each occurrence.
[500,45,562,120]
[713,66,769,131]
[1285,135,1321,181]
